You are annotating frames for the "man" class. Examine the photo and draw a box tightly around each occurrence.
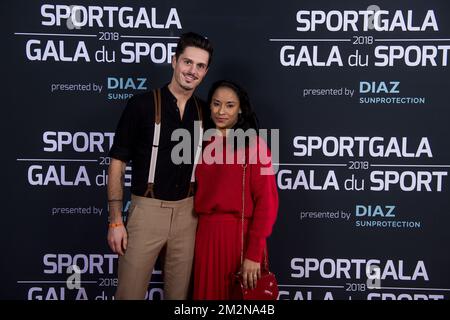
[107,32,213,300]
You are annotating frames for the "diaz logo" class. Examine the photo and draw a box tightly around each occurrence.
[107,77,148,100]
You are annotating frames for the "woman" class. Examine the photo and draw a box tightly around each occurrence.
[193,80,278,300]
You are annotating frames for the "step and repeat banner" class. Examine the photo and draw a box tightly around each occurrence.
[2,0,450,300]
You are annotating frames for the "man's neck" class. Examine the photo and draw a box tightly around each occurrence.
[168,82,193,105]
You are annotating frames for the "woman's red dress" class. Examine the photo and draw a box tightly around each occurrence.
[193,136,278,300]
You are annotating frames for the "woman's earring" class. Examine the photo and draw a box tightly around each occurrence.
[238,109,242,114]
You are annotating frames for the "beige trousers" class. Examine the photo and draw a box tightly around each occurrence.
[115,195,197,300]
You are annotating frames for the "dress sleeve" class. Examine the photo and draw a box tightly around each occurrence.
[245,137,279,262]
[109,97,138,162]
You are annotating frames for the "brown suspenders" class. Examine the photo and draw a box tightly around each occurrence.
[188,96,203,197]
[143,88,203,198]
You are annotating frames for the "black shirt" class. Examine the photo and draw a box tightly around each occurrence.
[109,85,208,200]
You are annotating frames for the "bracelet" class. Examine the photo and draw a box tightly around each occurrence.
[109,222,124,228]
[108,199,123,202]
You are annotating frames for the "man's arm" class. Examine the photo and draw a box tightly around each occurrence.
[107,158,126,223]
[107,158,127,255]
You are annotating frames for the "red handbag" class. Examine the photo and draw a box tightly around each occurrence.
[230,265,279,300]
[230,164,279,300]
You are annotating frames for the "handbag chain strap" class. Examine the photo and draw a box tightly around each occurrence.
[240,163,270,272]
[240,163,247,267]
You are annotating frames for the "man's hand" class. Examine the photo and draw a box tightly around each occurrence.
[241,258,261,290]
[107,226,128,256]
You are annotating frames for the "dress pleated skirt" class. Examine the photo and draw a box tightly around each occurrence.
[193,212,249,300]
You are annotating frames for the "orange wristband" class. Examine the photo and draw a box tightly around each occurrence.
[109,222,124,228]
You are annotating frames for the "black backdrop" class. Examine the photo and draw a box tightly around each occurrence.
[2,0,450,300]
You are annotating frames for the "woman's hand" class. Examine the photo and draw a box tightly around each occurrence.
[241,258,261,290]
